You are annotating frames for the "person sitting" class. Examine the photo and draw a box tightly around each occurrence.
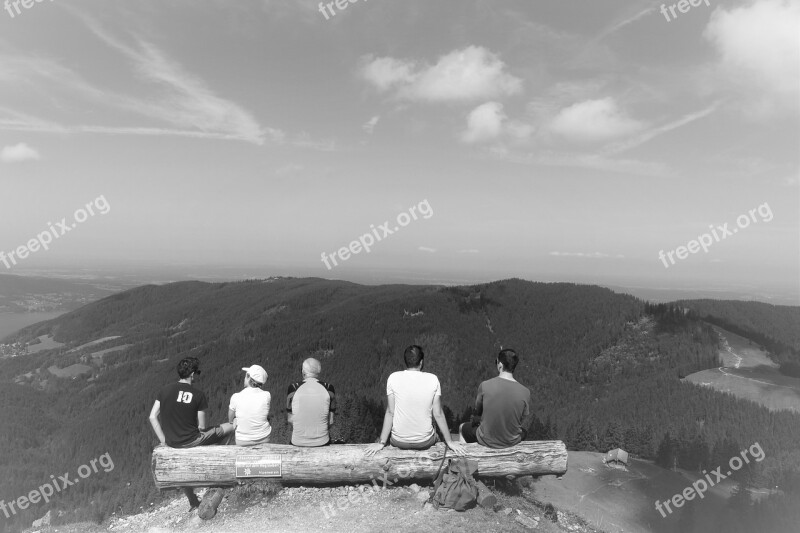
[148,357,235,509]
[287,358,336,447]
[459,349,532,448]
[364,345,465,457]
[229,365,272,446]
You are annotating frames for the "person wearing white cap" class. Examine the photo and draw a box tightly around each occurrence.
[228,365,272,446]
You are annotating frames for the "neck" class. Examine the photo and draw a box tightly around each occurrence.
[498,371,515,381]
[179,378,192,385]
[406,367,421,372]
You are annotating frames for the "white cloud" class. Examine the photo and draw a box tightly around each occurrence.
[361,46,522,103]
[363,115,380,134]
[461,102,534,144]
[462,102,507,143]
[418,246,437,253]
[1,143,40,163]
[360,57,416,91]
[704,0,800,117]
[549,98,643,143]
[549,251,612,258]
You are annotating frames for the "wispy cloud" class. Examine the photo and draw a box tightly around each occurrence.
[602,102,720,154]
[363,116,380,134]
[418,246,437,253]
[549,251,622,258]
[0,19,281,145]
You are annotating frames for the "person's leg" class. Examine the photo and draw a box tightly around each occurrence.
[183,487,200,510]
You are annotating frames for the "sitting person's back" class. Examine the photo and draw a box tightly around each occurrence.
[287,358,335,447]
[387,368,440,446]
[229,365,272,446]
[460,349,532,449]
[364,345,465,457]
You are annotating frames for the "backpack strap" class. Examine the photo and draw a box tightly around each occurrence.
[428,447,448,506]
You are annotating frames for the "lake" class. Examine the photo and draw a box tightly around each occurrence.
[0,311,65,341]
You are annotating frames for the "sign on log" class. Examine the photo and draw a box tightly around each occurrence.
[235,454,282,478]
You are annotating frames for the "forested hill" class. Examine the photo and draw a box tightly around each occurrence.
[679,299,800,353]
[1,278,799,533]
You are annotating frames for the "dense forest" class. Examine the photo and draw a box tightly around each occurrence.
[0,278,798,532]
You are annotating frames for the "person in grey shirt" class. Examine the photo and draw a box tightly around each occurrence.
[459,349,532,448]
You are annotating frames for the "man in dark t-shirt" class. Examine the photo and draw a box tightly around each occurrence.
[148,357,235,509]
[459,349,532,448]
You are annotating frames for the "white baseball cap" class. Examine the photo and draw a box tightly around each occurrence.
[242,365,267,385]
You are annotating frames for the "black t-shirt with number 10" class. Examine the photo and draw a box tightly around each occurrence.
[157,382,209,447]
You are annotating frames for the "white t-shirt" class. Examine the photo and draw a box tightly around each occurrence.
[386,370,441,443]
[229,387,272,444]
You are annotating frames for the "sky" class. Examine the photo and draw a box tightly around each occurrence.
[0,0,798,302]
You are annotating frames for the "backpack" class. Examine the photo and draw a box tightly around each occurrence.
[429,451,479,511]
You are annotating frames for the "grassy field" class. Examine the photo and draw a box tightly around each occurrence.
[683,326,800,413]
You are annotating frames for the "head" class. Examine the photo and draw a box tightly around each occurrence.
[496,349,518,374]
[302,358,322,379]
[404,345,425,369]
[242,365,267,388]
[177,357,201,380]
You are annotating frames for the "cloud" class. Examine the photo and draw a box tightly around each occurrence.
[418,246,437,253]
[361,46,522,103]
[1,143,40,163]
[602,102,719,154]
[363,116,380,134]
[462,102,507,143]
[0,20,279,145]
[461,102,533,144]
[549,251,616,258]
[549,98,643,143]
[704,0,800,117]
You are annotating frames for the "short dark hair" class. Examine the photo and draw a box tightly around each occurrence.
[497,349,518,373]
[246,374,263,388]
[177,357,201,379]
[404,345,424,368]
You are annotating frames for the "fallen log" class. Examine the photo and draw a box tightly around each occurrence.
[152,441,567,490]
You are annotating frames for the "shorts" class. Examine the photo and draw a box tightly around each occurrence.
[174,426,227,448]
[236,434,271,447]
[390,431,439,450]
[459,421,480,444]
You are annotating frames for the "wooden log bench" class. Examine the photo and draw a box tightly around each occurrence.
[152,441,568,490]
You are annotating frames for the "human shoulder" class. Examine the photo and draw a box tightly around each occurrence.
[318,381,335,392]
[288,382,303,394]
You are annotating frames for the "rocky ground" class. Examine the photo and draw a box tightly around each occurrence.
[29,478,604,533]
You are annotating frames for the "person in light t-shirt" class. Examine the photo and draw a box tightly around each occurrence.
[364,345,465,457]
[228,365,272,446]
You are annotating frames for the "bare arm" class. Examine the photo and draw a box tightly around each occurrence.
[328,411,334,426]
[197,410,208,431]
[148,401,166,445]
[287,412,294,425]
[228,408,236,424]
[364,395,394,457]
[433,396,466,456]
